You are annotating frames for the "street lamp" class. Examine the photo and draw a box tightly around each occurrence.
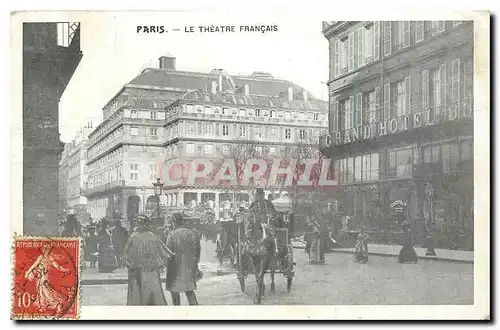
[153,177,164,219]
[424,179,437,256]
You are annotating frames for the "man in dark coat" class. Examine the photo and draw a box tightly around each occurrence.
[111,219,130,268]
[62,214,82,237]
[97,218,118,273]
[166,213,201,306]
[125,215,174,306]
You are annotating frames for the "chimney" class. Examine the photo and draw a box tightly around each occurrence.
[211,81,217,94]
[303,90,308,101]
[288,86,293,101]
[244,84,250,96]
[159,55,176,70]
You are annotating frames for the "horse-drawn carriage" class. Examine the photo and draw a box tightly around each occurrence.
[215,217,239,265]
[235,193,296,304]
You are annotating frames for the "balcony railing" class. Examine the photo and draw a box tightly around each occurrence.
[82,180,125,195]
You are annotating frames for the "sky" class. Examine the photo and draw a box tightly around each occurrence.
[59,11,330,142]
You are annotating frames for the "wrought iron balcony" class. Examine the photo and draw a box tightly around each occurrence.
[82,180,125,195]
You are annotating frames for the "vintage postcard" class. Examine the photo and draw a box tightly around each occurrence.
[10,9,490,320]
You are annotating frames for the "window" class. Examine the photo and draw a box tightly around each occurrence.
[442,142,460,173]
[298,129,307,140]
[131,110,138,118]
[285,128,292,140]
[361,23,373,63]
[222,145,230,155]
[365,88,380,124]
[313,113,319,121]
[239,109,247,117]
[149,164,157,181]
[204,106,213,115]
[254,126,262,140]
[395,21,410,50]
[415,21,425,43]
[195,105,203,113]
[222,107,230,115]
[186,143,196,155]
[150,128,158,136]
[396,76,411,116]
[383,83,391,120]
[434,63,447,114]
[131,126,139,136]
[333,38,340,77]
[431,21,445,34]
[374,21,380,61]
[355,93,363,126]
[348,32,355,71]
[255,109,261,117]
[150,111,157,119]
[284,112,291,120]
[383,21,392,56]
[239,125,247,138]
[388,148,413,178]
[340,36,349,73]
[354,155,362,182]
[451,59,461,118]
[422,144,441,165]
[204,123,213,135]
[339,157,354,183]
[270,110,276,118]
[129,164,139,181]
[187,123,195,136]
[421,70,430,110]
[460,138,473,160]
[204,144,214,155]
[222,124,229,136]
[357,27,365,68]
[270,128,278,140]
[269,147,277,156]
[342,97,354,130]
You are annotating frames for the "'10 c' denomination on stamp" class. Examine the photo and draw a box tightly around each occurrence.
[11,237,81,320]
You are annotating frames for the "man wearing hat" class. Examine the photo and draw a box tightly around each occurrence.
[165,213,201,306]
[97,218,118,273]
[125,215,174,305]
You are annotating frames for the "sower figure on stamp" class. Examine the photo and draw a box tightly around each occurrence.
[111,219,129,268]
[125,215,174,306]
[24,244,71,314]
[166,213,201,306]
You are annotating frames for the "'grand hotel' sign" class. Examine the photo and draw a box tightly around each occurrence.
[323,109,469,148]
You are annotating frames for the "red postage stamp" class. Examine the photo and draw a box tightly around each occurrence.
[11,237,81,320]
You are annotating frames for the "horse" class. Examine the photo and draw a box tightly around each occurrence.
[240,211,277,304]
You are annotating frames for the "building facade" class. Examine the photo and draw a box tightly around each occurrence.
[82,56,328,222]
[320,21,474,250]
[23,23,82,235]
[59,125,93,222]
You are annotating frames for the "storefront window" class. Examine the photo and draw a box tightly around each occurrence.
[442,142,460,173]
[388,148,413,178]
[354,156,362,182]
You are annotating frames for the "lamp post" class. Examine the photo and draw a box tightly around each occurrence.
[424,179,437,256]
[153,177,164,220]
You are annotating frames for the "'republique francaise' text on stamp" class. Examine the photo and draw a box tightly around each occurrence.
[11,237,81,320]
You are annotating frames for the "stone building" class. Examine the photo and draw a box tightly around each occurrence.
[23,23,82,235]
[320,21,473,249]
[83,56,328,222]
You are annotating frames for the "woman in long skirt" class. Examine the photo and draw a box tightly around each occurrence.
[398,221,418,263]
[354,226,369,263]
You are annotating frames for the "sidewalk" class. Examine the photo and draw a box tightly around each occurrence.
[81,263,236,286]
[290,239,473,264]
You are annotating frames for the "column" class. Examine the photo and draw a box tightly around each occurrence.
[214,192,220,220]
[167,194,171,206]
[178,191,184,207]
[197,192,202,205]
[172,193,177,206]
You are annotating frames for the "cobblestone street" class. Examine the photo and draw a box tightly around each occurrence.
[82,240,473,306]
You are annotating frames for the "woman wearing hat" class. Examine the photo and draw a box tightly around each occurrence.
[125,214,175,305]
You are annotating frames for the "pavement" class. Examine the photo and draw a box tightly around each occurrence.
[81,238,473,285]
[81,242,474,306]
[290,239,474,264]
